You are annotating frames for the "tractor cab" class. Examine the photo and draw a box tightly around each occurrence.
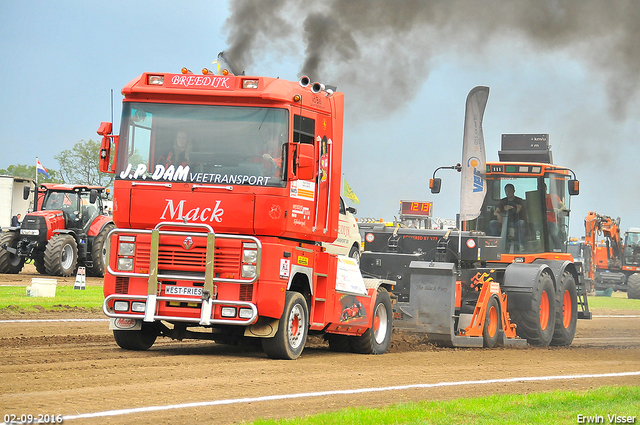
[40,186,104,231]
[468,134,579,257]
[474,173,573,254]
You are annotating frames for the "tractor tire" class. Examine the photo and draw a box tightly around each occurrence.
[0,232,25,274]
[483,295,501,348]
[551,271,578,346]
[325,334,352,352]
[351,287,392,354]
[34,257,47,274]
[113,322,159,350]
[510,271,556,347]
[627,273,640,300]
[262,291,309,360]
[44,234,78,277]
[87,223,115,277]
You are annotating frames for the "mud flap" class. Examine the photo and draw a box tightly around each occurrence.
[109,317,142,330]
[245,317,279,338]
[394,261,483,347]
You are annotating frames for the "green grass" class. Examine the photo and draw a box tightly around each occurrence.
[0,285,103,312]
[251,386,640,425]
[587,295,640,311]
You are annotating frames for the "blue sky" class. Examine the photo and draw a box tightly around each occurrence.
[2,1,639,237]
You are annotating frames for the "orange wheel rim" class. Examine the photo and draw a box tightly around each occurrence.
[562,290,572,328]
[539,291,550,330]
[488,305,498,337]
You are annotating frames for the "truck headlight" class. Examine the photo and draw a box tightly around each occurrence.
[131,302,146,312]
[114,301,129,312]
[242,264,257,278]
[239,308,253,319]
[221,307,237,318]
[118,258,133,271]
[118,242,135,256]
[242,249,258,263]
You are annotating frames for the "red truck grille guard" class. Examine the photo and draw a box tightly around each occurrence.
[104,222,261,326]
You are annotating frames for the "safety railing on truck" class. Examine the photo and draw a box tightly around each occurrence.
[103,221,262,326]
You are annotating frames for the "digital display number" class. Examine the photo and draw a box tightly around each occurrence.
[400,201,432,217]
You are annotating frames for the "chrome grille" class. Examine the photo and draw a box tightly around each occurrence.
[136,245,242,275]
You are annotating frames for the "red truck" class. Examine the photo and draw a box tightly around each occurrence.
[97,63,393,359]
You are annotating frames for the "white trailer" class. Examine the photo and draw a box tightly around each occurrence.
[0,176,35,229]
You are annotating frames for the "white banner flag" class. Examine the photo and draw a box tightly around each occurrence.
[460,86,489,221]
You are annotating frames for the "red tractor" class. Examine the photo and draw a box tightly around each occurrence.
[0,184,114,277]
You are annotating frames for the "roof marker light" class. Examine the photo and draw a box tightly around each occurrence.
[202,68,212,75]
[147,75,164,85]
[243,79,259,89]
[181,67,192,74]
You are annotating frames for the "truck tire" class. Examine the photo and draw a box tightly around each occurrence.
[44,234,78,277]
[262,291,308,360]
[551,271,578,346]
[627,273,640,300]
[87,223,115,277]
[483,295,501,348]
[0,232,25,274]
[113,322,159,350]
[510,271,556,347]
[351,287,392,354]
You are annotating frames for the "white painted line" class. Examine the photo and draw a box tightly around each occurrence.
[592,315,640,318]
[0,319,108,323]
[52,371,640,422]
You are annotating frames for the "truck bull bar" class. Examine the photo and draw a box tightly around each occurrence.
[104,221,261,326]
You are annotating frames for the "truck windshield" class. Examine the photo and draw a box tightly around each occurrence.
[116,103,288,187]
[476,175,571,254]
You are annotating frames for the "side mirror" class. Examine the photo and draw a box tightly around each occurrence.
[568,179,579,196]
[291,143,315,181]
[89,189,98,204]
[430,178,442,194]
[347,206,357,214]
[23,186,31,200]
[97,122,117,174]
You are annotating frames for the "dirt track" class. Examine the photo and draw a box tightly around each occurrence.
[1,267,640,424]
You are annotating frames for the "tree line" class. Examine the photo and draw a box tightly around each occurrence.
[0,139,115,188]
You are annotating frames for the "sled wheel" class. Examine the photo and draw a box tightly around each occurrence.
[551,271,578,346]
[483,295,500,348]
[87,223,115,277]
[0,232,25,274]
[510,271,556,347]
[44,234,78,277]
[113,322,159,350]
[351,287,392,354]
[627,273,640,300]
[262,291,308,360]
